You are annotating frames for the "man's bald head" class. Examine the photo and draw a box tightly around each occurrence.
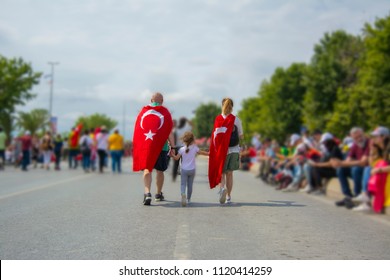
[151,92,164,105]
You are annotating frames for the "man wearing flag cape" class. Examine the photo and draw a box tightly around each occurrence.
[133,92,175,206]
[208,98,244,204]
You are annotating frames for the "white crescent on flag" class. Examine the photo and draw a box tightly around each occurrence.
[213,126,228,146]
[140,109,165,130]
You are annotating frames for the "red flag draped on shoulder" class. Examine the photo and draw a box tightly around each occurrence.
[208,114,235,189]
[133,105,173,172]
[70,124,83,148]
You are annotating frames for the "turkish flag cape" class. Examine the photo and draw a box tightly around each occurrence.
[70,124,83,148]
[133,105,173,172]
[208,114,235,189]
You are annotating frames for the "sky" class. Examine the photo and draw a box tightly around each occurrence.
[1,0,389,139]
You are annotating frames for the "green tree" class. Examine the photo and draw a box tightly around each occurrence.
[303,31,363,132]
[74,113,118,132]
[327,15,390,135]
[239,63,307,142]
[192,102,220,138]
[0,56,42,139]
[16,109,50,136]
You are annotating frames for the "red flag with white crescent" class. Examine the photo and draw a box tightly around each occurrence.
[208,114,235,188]
[132,105,173,172]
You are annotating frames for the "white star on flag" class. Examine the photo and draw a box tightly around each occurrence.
[144,130,156,141]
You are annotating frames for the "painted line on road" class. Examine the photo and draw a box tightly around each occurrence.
[0,174,93,201]
[173,222,191,260]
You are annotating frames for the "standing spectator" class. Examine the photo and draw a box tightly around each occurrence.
[172,117,193,182]
[53,134,63,170]
[132,92,175,205]
[209,98,243,204]
[251,133,262,151]
[19,131,32,171]
[62,137,69,161]
[68,125,82,169]
[0,126,6,170]
[96,126,109,173]
[331,127,370,208]
[31,135,40,168]
[108,129,124,173]
[79,130,93,173]
[41,132,54,170]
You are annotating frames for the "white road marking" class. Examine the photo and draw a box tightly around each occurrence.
[173,222,191,260]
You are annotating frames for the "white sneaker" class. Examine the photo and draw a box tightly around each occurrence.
[226,196,232,204]
[352,192,370,203]
[186,199,191,205]
[300,184,312,193]
[219,188,227,204]
[352,202,371,212]
[283,183,298,192]
[181,193,187,207]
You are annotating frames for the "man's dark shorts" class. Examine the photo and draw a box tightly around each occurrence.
[154,151,169,171]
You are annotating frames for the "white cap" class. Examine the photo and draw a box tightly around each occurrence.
[320,132,333,143]
[371,126,390,137]
[290,134,301,146]
[25,131,31,135]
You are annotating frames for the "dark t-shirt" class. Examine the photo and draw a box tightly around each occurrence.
[322,145,343,162]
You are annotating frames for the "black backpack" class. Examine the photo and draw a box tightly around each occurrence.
[229,125,239,147]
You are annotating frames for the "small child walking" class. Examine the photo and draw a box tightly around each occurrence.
[170,131,209,207]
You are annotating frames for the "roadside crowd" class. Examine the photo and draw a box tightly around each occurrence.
[240,126,390,214]
[0,126,131,174]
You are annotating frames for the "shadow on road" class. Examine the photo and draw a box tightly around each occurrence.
[153,200,306,208]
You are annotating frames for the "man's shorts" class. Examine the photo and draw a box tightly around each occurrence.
[154,150,169,172]
[223,153,240,172]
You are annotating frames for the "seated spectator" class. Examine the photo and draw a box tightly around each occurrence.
[308,133,344,196]
[331,127,370,209]
[367,126,390,213]
[257,138,276,182]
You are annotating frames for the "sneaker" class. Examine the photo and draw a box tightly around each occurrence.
[300,184,313,193]
[219,188,227,204]
[345,198,355,209]
[143,193,152,206]
[312,188,326,196]
[282,183,298,192]
[186,199,191,206]
[335,197,351,207]
[181,193,187,207]
[352,202,371,212]
[155,192,165,202]
[352,192,370,204]
[226,197,232,204]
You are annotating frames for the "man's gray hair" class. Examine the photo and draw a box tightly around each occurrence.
[350,127,364,134]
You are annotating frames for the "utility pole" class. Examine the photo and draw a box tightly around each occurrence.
[48,62,59,119]
[47,62,59,133]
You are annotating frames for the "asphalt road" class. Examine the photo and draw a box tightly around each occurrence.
[1,157,390,260]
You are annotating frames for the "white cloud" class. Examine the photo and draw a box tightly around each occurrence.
[2,0,390,138]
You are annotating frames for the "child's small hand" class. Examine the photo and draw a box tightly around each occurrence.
[169,149,176,157]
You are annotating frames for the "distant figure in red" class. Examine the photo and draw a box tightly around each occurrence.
[133,92,175,206]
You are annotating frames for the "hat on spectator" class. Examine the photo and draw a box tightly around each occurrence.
[25,131,31,135]
[320,132,333,143]
[290,134,301,146]
[371,126,390,137]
